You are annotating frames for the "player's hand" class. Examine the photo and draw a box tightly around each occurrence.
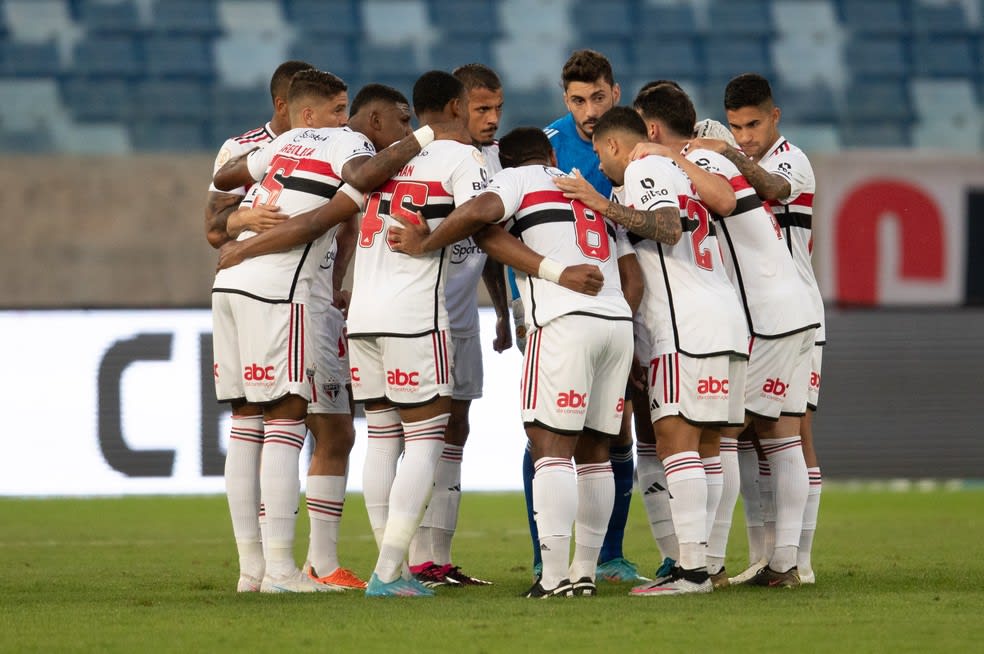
[628,354,647,392]
[492,313,512,353]
[237,204,288,233]
[511,297,527,354]
[689,137,729,154]
[693,118,737,146]
[629,142,675,161]
[558,264,604,296]
[217,241,246,270]
[554,169,609,214]
[430,120,473,145]
[332,288,351,317]
[386,210,431,255]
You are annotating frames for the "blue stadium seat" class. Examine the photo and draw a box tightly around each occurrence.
[135,80,210,121]
[844,37,909,79]
[144,36,215,79]
[284,0,362,36]
[635,38,701,82]
[359,43,418,78]
[569,0,635,38]
[773,82,839,124]
[151,0,222,36]
[76,0,143,34]
[428,40,495,72]
[637,4,698,36]
[72,36,143,78]
[838,0,909,35]
[211,84,270,123]
[0,128,55,152]
[0,40,62,77]
[843,80,913,123]
[703,40,773,81]
[910,1,972,36]
[839,122,911,147]
[61,77,132,122]
[573,41,631,79]
[501,87,557,131]
[290,35,359,79]
[705,0,775,37]
[130,120,208,151]
[911,38,976,78]
[428,0,501,37]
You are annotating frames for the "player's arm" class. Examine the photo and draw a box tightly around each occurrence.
[331,211,358,311]
[481,258,512,352]
[554,171,681,245]
[224,203,290,239]
[628,143,736,216]
[216,190,361,270]
[618,252,644,316]
[213,148,261,192]
[205,191,243,248]
[473,225,604,297]
[691,138,791,201]
[388,191,504,255]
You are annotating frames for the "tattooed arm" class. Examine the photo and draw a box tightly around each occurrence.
[691,138,791,201]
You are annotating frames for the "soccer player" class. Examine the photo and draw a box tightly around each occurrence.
[387,126,647,597]
[525,48,642,584]
[693,73,823,584]
[211,71,434,593]
[634,84,820,587]
[555,107,748,595]
[408,64,510,588]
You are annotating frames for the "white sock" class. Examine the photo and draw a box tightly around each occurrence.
[799,467,822,572]
[533,457,577,589]
[426,443,463,565]
[374,413,448,582]
[305,474,346,576]
[225,415,264,578]
[707,438,740,574]
[362,408,403,550]
[738,440,765,564]
[759,458,777,558]
[636,442,679,561]
[570,462,614,582]
[702,455,723,573]
[761,436,808,572]
[663,451,707,571]
[260,418,306,578]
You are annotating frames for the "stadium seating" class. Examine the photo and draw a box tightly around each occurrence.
[0,0,980,152]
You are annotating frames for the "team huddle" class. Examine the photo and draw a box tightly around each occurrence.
[205,48,823,598]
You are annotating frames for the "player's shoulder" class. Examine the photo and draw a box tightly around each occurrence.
[543,114,574,143]
[231,123,275,147]
[627,153,679,179]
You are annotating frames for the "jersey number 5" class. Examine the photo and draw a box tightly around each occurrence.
[572,201,611,261]
[360,181,430,248]
[255,154,300,206]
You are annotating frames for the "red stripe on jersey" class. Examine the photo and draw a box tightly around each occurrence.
[789,192,814,209]
[728,175,754,193]
[377,179,452,198]
[296,158,340,179]
[519,190,570,210]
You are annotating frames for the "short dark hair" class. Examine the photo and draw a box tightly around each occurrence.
[286,70,348,107]
[412,70,465,114]
[636,79,683,97]
[350,83,409,117]
[724,73,774,111]
[633,85,697,139]
[498,127,553,168]
[452,63,502,91]
[270,60,314,102]
[562,49,615,88]
[592,106,648,141]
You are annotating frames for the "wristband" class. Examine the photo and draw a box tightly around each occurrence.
[537,257,565,284]
[413,125,434,149]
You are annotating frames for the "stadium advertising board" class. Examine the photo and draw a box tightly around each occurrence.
[0,310,526,496]
[812,153,984,306]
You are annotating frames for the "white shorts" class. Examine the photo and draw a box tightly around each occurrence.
[309,307,351,415]
[745,329,815,419]
[451,332,483,401]
[648,351,747,427]
[349,330,454,406]
[212,293,313,403]
[521,315,633,437]
[807,344,823,411]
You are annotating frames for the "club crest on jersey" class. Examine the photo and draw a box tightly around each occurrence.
[320,382,342,400]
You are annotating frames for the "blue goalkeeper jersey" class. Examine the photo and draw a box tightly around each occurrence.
[543,113,613,199]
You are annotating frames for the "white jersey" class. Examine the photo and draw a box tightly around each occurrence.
[486,164,631,327]
[347,140,488,337]
[688,148,819,338]
[758,137,825,344]
[212,127,374,303]
[444,143,502,337]
[620,155,747,358]
[208,122,276,196]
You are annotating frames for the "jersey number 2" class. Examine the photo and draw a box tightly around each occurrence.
[686,198,713,271]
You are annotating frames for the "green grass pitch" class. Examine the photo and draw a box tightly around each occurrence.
[2,488,982,653]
